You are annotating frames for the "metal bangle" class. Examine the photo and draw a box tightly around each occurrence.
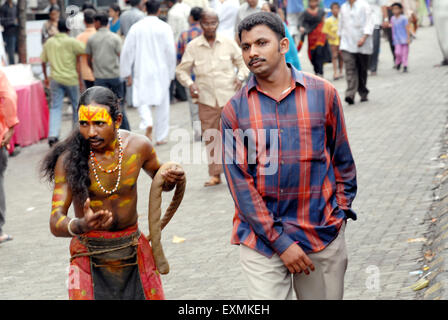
[67,218,79,237]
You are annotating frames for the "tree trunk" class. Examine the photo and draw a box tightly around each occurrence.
[17,0,26,63]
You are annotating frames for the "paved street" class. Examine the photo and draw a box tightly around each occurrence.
[0,25,447,300]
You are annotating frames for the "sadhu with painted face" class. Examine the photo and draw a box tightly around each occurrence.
[41,86,185,300]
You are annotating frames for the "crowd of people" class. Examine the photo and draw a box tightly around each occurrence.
[0,0,440,300]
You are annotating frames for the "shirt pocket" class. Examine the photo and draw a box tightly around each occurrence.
[193,60,208,76]
[293,117,326,162]
[218,55,233,72]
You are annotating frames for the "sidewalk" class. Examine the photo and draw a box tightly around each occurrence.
[0,25,447,300]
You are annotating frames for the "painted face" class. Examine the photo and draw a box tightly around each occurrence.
[240,24,287,78]
[78,103,118,151]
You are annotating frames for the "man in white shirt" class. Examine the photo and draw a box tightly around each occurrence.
[213,0,240,40]
[167,0,191,43]
[120,0,176,145]
[339,0,374,105]
[234,0,262,42]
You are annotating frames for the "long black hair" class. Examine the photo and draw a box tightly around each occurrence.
[41,86,121,206]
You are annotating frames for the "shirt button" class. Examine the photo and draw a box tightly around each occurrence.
[281,160,284,165]
[280,189,284,193]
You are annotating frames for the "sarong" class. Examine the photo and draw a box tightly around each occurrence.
[68,224,165,300]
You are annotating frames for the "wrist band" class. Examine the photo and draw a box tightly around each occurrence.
[67,218,79,237]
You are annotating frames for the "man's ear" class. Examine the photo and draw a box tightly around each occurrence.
[115,114,123,129]
[279,37,289,55]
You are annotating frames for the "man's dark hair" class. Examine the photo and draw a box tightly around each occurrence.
[83,8,96,24]
[391,2,403,9]
[41,86,122,206]
[330,2,340,9]
[94,11,110,26]
[238,12,285,42]
[57,18,69,32]
[82,1,97,12]
[145,0,161,14]
[190,7,203,22]
[110,3,121,16]
[266,2,277,13]
[129,0,142,7]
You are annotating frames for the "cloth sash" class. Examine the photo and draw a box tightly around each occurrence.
[68,224,165,300]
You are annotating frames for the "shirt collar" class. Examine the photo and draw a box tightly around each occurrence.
[247,63,306,92]
[198,34,223,47]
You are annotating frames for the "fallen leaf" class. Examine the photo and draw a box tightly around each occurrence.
[172,235,186,244]
[410,278,429,291]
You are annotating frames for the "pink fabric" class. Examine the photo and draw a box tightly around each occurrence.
[395,44,409,67]
[9,80,49,154]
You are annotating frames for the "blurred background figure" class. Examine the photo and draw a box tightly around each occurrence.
[109,3,122,34]
[41,4,60,44]
[261,1,302,71]
[323,1,343,80]
[298,0,331,77]
[76,8,97,91]
[0,0,19,65]
[213,0,239,40]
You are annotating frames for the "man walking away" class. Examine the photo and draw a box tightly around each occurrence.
[120,0,176,145]
[41,18,85,147]
[86,11,131,130]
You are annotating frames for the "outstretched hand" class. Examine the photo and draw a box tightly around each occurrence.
[81,198,114,232]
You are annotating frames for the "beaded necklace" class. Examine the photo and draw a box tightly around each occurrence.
[89,133,124,194]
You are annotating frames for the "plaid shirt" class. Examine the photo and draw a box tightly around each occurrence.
[177,22,202,64]
[221,66,357,258]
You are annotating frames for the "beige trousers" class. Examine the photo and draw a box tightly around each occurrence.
[240,222,348,300]
[198,103,224,177]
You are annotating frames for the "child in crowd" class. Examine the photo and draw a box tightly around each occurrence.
[322,2,343,80]
[391,2,411,72]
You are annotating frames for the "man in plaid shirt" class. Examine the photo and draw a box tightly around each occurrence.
[177,7,203,141]
[221,12,357,300]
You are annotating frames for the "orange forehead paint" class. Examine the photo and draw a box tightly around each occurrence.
[78,104,113,126]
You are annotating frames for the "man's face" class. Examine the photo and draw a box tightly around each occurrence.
[247,0,258,8]
[200,14,219,39]
[240,24,288,78]
[78,103,121,151]
[392,5,401,16]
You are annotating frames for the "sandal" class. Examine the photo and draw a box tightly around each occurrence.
[0,234,13,244]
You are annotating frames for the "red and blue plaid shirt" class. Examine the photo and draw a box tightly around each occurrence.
[177,22,202,64]
[221,66,357,258]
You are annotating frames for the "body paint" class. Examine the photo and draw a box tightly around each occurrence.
[90,200,103,207]
[78,104,113,126]
[119,199,132,207]
[55,216,67,228]
[55,176,66,184]
[122,177,136,186]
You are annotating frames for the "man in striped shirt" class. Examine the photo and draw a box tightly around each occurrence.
[221,12,357,300]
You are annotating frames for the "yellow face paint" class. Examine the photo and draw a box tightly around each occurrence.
[78,104,113,126]
[55,216,67,228]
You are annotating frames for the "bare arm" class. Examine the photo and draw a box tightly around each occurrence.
[141,137,185,191]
